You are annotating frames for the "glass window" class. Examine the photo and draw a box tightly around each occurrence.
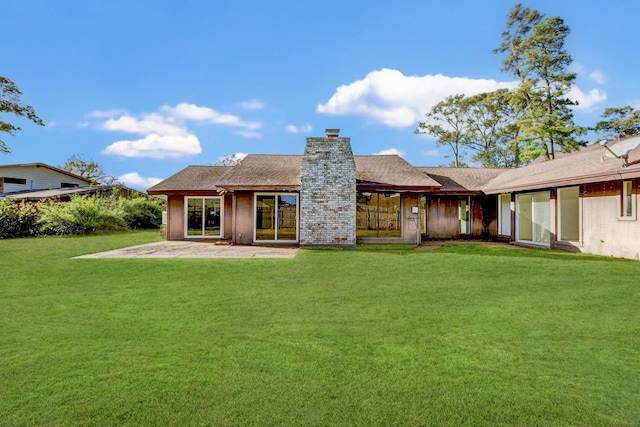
[459,197,470,234]
[558,187,580,241]
[420,195,427,234]
[186,197,222,237]
[621,181,634,218]
[499,194,511,236]
[356,192,401,238]
[255,193,298,242]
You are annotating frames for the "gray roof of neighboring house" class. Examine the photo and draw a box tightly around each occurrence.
[483,140,640,194]
[417,167,505,193]
[147,165,233,193]
[3,184,138,201]
[355,156,441,189]
[0,162,92,184]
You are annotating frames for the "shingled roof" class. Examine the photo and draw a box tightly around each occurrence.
[355,156,441,190]
[147,165,232,194]
[417,167,504,194]
[483,140,640,194]
[216,155,302,190]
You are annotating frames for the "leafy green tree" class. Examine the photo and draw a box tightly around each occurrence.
[464,89,522,168]
[415,94,469,167]
[0,76,44,154]
[595,106,640,140]
[60,155,113,184]
[495,4,586,161]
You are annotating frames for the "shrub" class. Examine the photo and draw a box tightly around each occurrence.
[118,196,164,229]
[38,195,126,235]
[0,199,41,238]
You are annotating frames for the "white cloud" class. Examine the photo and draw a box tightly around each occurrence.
[374,148,405,157]
[588,70,606,84]
[161,103,262,130]
[102,114,187,136]
[317,68,517,128]
[91,103,263,159]
[117,172,163,189]
[568,86,607,111]
[240,99,265,110]
[103,134,201,159]
[285,124,313,134]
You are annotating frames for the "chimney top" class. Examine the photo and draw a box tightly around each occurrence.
[325,128,340,138]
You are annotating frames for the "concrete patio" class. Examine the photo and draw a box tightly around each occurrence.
[74,241,299,259]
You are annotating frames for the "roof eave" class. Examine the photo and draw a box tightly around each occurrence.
[484,168,640,194]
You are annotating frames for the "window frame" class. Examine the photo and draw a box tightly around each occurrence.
[498,193,512,237]
[458,197,471,235]
[620,180,636,221]
[183,196,223,239]
[557,186,581,242]
[515,191,551,247]
[356,191,402,238]
[253,192,299,243]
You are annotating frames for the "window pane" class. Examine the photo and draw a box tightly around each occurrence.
[379,193,401,237]
[186,198,203,236]
[277,195,297,241]
[459,198,470,234]
[356,192,401,238]
[518,194,533,241]
[357,192,378,237]
[622,181,633,217]
[558,187,579,241]
[420,195,427,234]
[533,192,550,244]
[204,198,221,236]
[500,194,511,236]
[256,195,276,240]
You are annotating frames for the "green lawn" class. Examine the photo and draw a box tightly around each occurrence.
[1,232,639,426]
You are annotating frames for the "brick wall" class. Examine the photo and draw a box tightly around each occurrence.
[299,135,356,245]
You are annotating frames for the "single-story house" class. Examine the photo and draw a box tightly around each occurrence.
[483,137,640,260]
[0,162,140,202]
[148,130,640,260]
[0,163,91,196]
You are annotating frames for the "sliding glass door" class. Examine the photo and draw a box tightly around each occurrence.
[255,193,298,242]
[516,191,550,245]
[185,197,222,238]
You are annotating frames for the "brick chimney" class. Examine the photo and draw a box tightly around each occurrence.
[299,129,356,246]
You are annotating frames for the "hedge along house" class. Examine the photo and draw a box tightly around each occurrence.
[483,137,640,260]
[148,129,501,246]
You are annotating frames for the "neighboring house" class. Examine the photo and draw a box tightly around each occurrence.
[0,162,140,202]
[148,130,640,260]
[0,163,91,196]
[483,137,640,260]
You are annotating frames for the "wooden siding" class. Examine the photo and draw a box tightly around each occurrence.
[425,195,498,240]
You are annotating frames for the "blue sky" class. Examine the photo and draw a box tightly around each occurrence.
[3,0,638,188]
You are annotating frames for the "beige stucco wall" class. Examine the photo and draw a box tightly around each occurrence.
[577,181,640,260]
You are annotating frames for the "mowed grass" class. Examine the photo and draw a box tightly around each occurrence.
[1,232,639,426]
